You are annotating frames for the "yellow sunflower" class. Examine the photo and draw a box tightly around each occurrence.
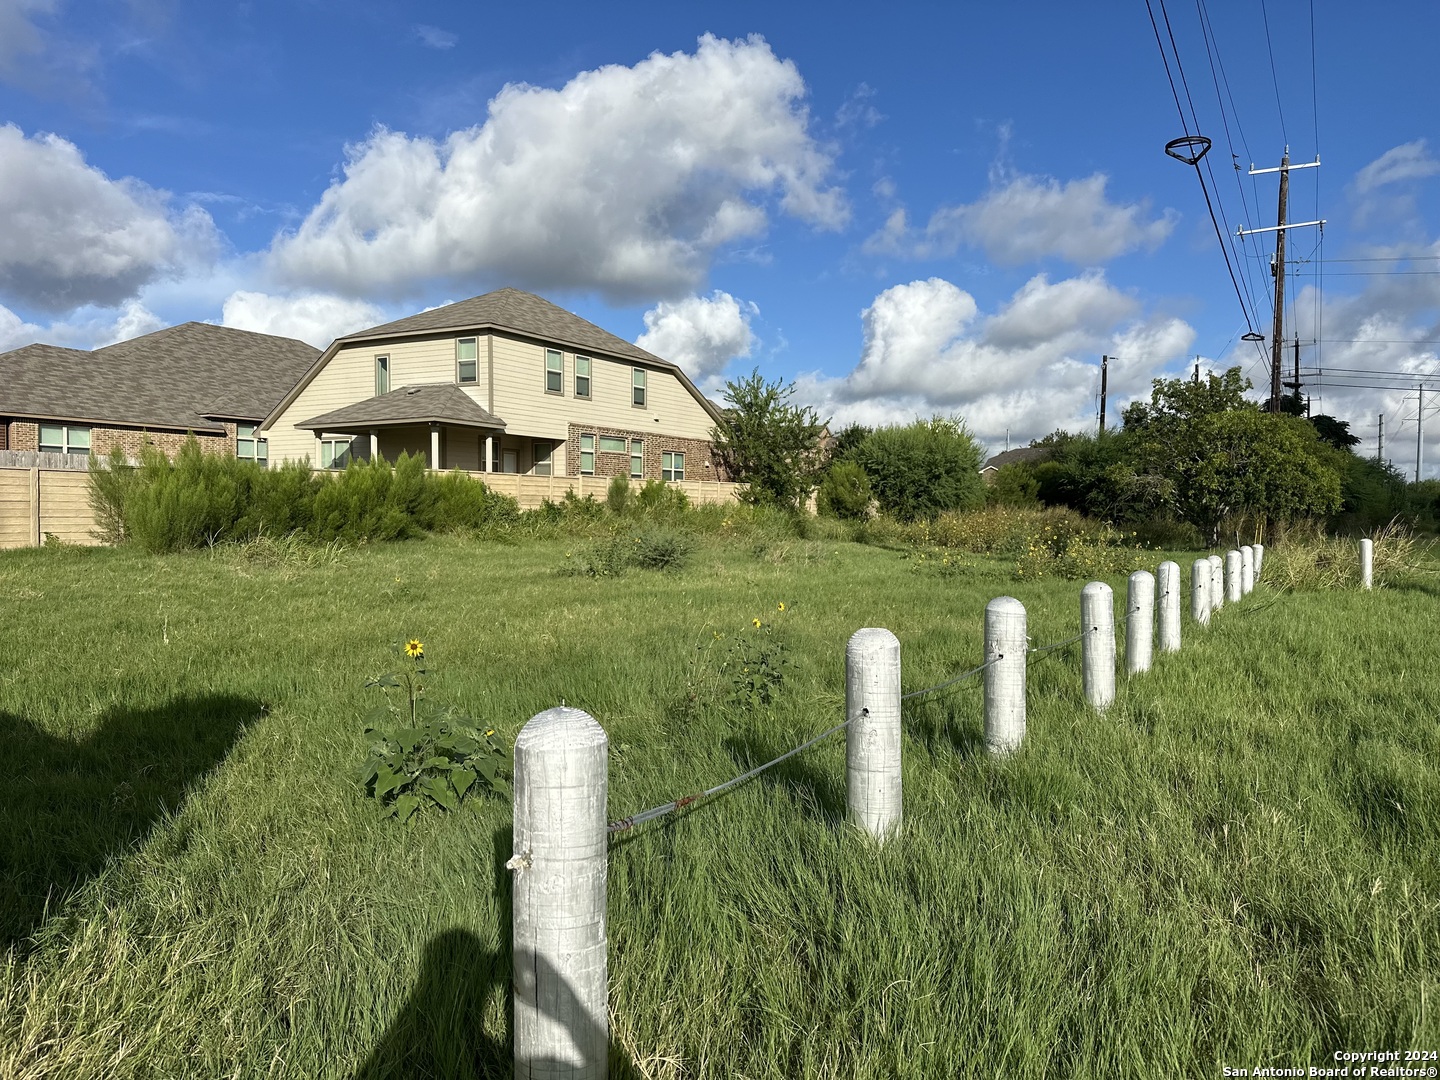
[752,618,762,628]
[404,639,424,659]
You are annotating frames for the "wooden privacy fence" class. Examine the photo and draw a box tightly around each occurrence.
[0,465,97,549]
[503,541,1362,1076]
[0,461,744,549]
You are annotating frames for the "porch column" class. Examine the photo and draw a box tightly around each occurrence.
[430,422,441,471]
[370,428,379,462]
[485,435,493,473]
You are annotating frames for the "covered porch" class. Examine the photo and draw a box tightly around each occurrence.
[298,383,537,472]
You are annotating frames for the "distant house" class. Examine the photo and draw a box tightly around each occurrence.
[262,288,728,481]
[979,445,1053,482]
[0,323,319,464]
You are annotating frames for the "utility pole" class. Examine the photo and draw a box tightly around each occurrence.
[1418,385,1425,483]
[1238,150,1323,414]
[1099,354,1109,434]
[1269,149,1289,412]
[1281,335,1303,413]
[1378,413,1384,463]
[1193,356,1200,384]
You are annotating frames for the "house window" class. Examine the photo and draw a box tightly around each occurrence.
[579,433,595,475]
[632,367,647,407]
[662,451,685,481]
[38,423,90,455]
[237,423,269,466]
[545,349,563,394]
[320,437,353,469]
[375,355,390,396]
[532,442,552,476]
[575,356,591,399]
[457,338,478,384]
[598,436,627,454]
[630,439,643,478]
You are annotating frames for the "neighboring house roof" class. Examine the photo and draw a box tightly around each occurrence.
[264,287,724,430]
[0,322,319,433]
[981,445,1053,472]
[299,384,506,432]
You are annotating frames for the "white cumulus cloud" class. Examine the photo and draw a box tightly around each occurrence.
[865,173,1176,266]
[269,34,847,303]
[221,291,387,348]
[795,275,1195,449]
[414,24,457,49]
[0,123,220,313]
[635,290,756,383]
[1353,140,1440,195]
[0,298,164,352]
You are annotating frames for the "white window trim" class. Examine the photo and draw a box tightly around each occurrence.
[375,355,390,397]
[38,423,91,455]
[574,355,592,399]
[662,451,685,482]
[457,337,479,385]
[545,349,564,395]
[630,438,643,479]
[579,433,595,475]
[632,367,647,408]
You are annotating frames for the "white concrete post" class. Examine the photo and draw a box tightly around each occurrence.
[1240,545,1254,595]
[1360,538,1374,590]
[485,434,494,473]
[983,597,1027,755]
[1253,542,1264,581]
[846,628,902,842]
[1209,554,1224,613]
[1126,570,1155,675]
[1081,581,1116,711]
[429,423,441,471]
[1157,561,1181,653]
[1191,559,1211,627]
[370,428,379,462]
[511,707,609,1078]
[1225,550,1242,603]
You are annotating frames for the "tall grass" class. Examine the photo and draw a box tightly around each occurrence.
[0,534,1435,1077]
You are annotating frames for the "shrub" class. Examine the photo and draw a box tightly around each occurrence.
[87,447,139,545]
[817,460,872,520]
[630,526,692,570]
[606,475,632,515]
[125,439,254,553]
[310,453,431,543]
[853,417,985,522]
[423,470,520,531]
[635,478,689,518]
[918,505,1099,557]
[984,463,1041,508]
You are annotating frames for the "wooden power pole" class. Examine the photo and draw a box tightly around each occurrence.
[1239,149,1323,413]
[1099,354,1109,434]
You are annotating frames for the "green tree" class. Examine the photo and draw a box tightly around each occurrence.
[712,370,828,511]
[1121,370,1342,539]
[853,416,985,522]
[984,462,1041,507]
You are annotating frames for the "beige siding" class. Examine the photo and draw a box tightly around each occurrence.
[266,334,477,464]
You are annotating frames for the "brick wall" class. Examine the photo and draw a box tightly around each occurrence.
[5,421,232,460]
[565,423,728,482]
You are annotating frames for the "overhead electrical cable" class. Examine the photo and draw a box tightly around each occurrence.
[1259,0,1289,142]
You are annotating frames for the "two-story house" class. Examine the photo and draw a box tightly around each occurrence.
[261,288,728,483]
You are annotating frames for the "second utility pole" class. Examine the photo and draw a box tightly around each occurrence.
[1269,149,1289,413]
[1099,354,1109,434]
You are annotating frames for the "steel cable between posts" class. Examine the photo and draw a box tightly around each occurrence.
[1027,627,1092,659]
[607,715,854,835]
[899,657,999,701]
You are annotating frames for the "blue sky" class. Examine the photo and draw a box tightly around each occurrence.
[3,0,1439,470]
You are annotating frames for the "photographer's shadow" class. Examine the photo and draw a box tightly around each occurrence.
[353,828,641,1079]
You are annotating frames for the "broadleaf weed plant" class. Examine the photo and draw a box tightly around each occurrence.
[357,638,509,822]
[681,603,794,717]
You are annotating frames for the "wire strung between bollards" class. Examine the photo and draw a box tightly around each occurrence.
[899,657,1000,701]
[1027,628,1092,656]
[607,715,855,835]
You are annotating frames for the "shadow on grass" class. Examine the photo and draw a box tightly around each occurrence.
[900,690,986,761]
[722,727,848,824]
[0,694,261,952]
[354,827,643,1080]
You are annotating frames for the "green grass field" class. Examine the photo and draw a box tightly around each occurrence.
[0,533,1436,1078]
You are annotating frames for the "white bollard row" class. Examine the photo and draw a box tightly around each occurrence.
[1126,570,1154,675]
[1191,559,1211,627]
[1081,581,1116,711]
[983,598,1027,756]
[1158,561,1181,654]
[846,628,903,844]
[1240,545,1254,595]
[1225,550,1242,604]
[1210,555,1224,613]
[511,707,610,1078]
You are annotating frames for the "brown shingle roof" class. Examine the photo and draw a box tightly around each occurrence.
[0,322,319,432]
[342,287,665,367]
[298,384,506,432]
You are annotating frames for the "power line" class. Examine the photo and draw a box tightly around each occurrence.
[1259,0,1289,142]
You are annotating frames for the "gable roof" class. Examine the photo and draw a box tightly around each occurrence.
[264,287,723,429]
[981,445,1053,471]
[345,287,665,367]
[299,384,506,432]
[0,322,319,433]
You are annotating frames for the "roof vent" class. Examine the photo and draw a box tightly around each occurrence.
[405,387,421,395]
